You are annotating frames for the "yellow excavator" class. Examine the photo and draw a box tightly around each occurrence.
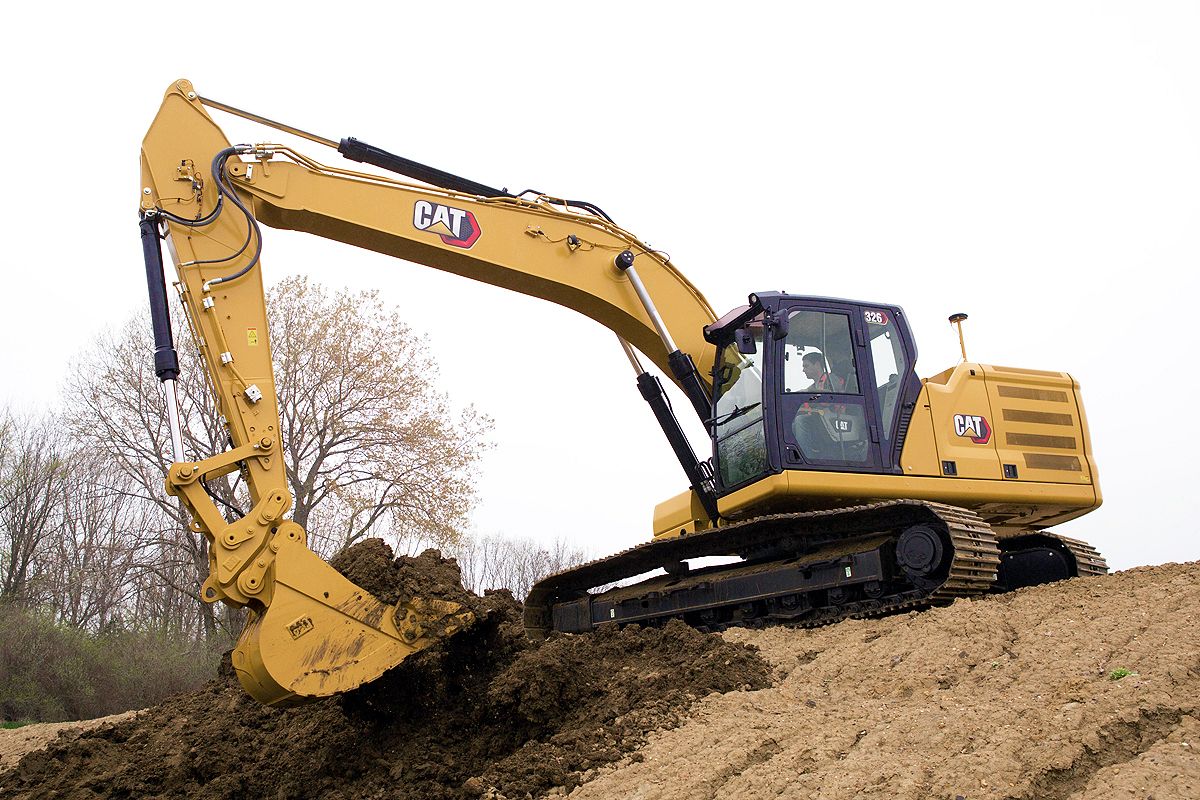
[139,80,1105,707]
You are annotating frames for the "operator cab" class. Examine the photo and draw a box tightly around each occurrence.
[705,293,922,494]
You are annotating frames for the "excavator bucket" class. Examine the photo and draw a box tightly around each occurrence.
[231,535,474,707]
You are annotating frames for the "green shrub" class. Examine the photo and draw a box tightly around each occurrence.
[0,605,221,723]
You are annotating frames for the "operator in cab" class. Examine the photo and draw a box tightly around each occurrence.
[801,352,845,392]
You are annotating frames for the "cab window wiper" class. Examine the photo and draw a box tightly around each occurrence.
[709,401,762,430]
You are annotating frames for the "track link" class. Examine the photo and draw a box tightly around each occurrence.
[930,506,1003,602]
[1055,534,1109,577]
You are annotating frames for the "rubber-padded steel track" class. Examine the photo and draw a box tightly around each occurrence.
[524,500,1002,639]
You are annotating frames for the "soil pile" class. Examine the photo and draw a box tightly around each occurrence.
[0,714,135,773]
[567,561,1200,800]
[0,542,769,800]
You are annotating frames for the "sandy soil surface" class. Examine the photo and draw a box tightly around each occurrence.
[0,713,136,772]
[564,562,1200,800]
[3,551,1197,799]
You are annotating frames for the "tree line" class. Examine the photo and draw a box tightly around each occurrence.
[0,277,586,648]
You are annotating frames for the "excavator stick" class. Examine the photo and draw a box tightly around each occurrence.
[141,226,474,705]
[138,91,476,704]
[142,235,475,705]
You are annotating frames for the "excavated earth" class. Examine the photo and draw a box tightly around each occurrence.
[0,542,769,800]
[1,547,1198,800]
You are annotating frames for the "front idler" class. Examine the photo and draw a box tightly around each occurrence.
[896,524,946,589]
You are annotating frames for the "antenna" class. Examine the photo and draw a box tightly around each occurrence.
[948,313,969,362]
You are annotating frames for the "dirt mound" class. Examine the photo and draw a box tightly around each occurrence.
[567,561,1200,800]
[0,542,769,800]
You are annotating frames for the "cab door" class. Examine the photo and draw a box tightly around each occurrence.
[777,304,882,472]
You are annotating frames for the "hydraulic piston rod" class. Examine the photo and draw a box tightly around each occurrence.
[139,213,185,462]
[614,250,711,423]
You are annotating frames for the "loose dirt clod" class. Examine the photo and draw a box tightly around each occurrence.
[0,541,770,800]
[330,540,476,610]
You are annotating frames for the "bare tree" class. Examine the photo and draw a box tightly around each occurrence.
[0,412,68,607]
[270,277,491,557]
[451,533,589,599]
[61,277,491,639]
[41,450,144,630]
[62,318,224,638]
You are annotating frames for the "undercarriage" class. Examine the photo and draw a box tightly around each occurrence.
[525,501,1108,638]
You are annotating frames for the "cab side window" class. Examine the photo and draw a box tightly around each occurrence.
[714,333,768,487]
[782,310,869,465]
[783,311,859,395]
[865,310,908,447]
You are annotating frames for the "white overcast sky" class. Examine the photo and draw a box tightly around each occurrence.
[1,2,1196,571]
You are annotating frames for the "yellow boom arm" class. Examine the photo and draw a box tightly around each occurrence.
[139,79,718,705]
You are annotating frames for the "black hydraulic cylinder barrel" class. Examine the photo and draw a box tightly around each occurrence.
[339,137,511,198]
[612,250,710,424]
[668,350,713,424]
[139,215,180,382]
[636,372,720,521]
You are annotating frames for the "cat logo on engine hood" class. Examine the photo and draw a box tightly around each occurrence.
[953,413,992,444]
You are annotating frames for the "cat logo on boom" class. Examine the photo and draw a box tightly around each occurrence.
[953,414,992,445]
[413,200,482,249]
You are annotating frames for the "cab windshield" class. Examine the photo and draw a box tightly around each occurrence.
[713,328,768,487]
